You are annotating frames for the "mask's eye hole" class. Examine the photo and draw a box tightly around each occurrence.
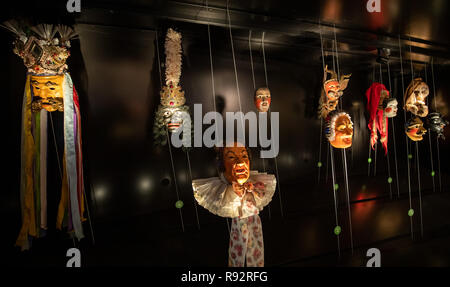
[50,87,55,90]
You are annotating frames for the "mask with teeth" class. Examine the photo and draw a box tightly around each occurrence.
[326,111,353,149]
[218,143,250,185]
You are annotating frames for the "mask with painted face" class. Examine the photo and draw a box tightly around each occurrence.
[405,117,427,141]
[153,28,191,146]
[326,111,353,149]
[404,78,429,117]
[427,112,448,140]
[383,98,398,118]
[254,87,271,112]
[219,143,251,185]
[319,65,351,118]
[30,74,64,112]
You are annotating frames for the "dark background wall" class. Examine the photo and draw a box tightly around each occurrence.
[1,0,450,266]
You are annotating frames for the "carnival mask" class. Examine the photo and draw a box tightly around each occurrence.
[405,117,427,141]
[427,112,448,140]
[326,112,353,149]
[30,74,64,112]
[404,78,429,117]
[254,87,271,112]
[154,104,189,133]
[319,65,351,118]
[383,98,398,118]
[222,144,250,185]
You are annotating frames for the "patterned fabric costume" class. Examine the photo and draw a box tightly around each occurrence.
[192,171,276,267]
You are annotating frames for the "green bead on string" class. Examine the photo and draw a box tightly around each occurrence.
[408,154,413,160]
[431,171,435,177]
[334,226,341,235]
[388,177,393,184]
[175,200,184,209]
[317,161,323,168]
[334,184,339,191]
[368,158,372,163]
[408,209,414,217]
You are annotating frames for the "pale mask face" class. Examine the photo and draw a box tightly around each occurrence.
[405,79,429,117]
[330,115,353,149]
[155,105,188,133]
[254,88,271,112]
[384,98,398,118]
[223,145,250,185]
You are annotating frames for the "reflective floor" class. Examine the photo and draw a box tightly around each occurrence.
[3,171,450,267]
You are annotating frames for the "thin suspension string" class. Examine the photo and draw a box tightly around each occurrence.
[431,58,442,193]
[317,23,326,183]
[249,30,256,91]
[186,151,200,229]
[399,35,414,240]
[156,29,185,232]
[206,0,229,233]
[226,0,245,133]
[381,63,393,199]
[155,30,162,87]
[166,130,185,232]
[387,61,400,198]
[329,144,340,257]
[261,30,284,218]
[249,30,271,220]
[424,63,436,193]
[333,26,353,253]
[409,41,424,238]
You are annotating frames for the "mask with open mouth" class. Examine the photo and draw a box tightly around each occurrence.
[326,111,353,149]
[404,78,429,117]
[254,87,271,112]
[405,117,427,141]
[218,143,251,185]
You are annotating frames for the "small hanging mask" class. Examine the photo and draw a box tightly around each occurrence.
[427,112,448,140]
[404,78,429,117]
[405,117,427,141]
[319,65,351,118]
[383,98,398,118]
[326,111,353,149]
[254,87,271,112]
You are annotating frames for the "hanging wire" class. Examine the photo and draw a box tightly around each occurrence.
[431,58,442,193]
[261,31,284,218]
[226,0,245,131]
[380,63,393,198]
[409,39,423,229]
[249,30,271,219]
[166,130,185,232]
[317,23,326,183]
[424,63,436,193]
[399,36,414,240]
[368,66,375,176]
[409,39,424,238]
[387,61,400,198]
[333,26,353,253]
[155,30,163,87]
[329,144,340,257]
[206,0,229,234]
[186,151,200,230]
